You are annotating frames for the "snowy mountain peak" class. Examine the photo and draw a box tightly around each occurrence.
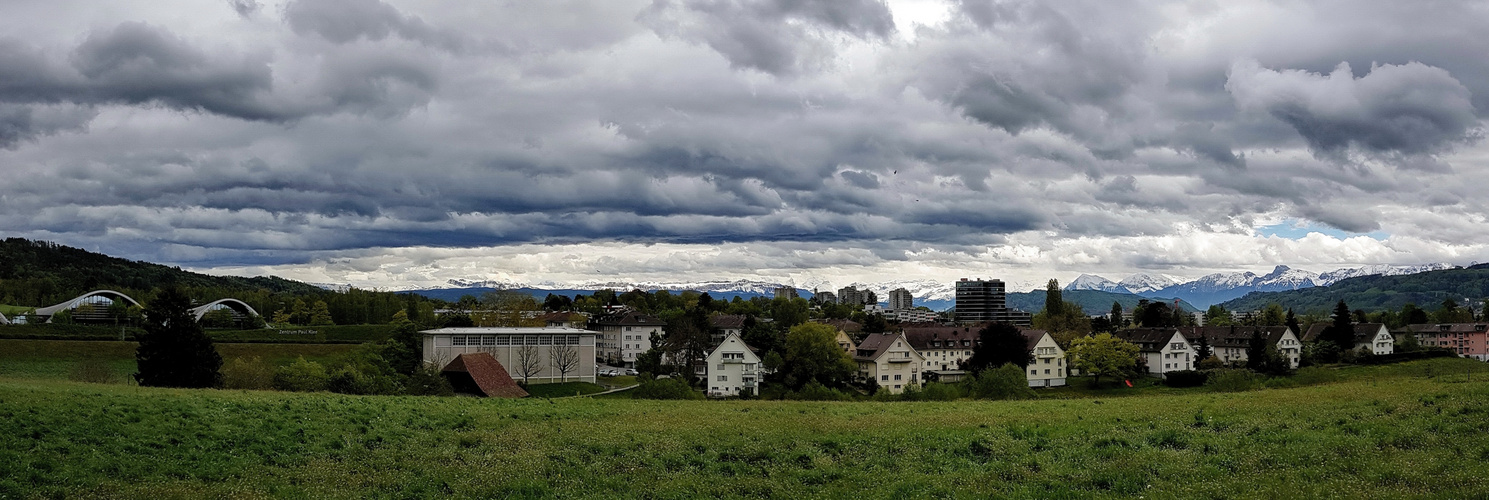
[1065,274,1122,292]
[1117,273,1178,294]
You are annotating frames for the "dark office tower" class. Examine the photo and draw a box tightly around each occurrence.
[954,278,1032,326]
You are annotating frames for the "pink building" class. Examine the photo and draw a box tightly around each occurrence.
[1405,323,1489,361]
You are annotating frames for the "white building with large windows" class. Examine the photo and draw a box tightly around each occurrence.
[1115,328,1196,375]
[421,327,597,384]
[704,332,761,397]
[854,332,925,394]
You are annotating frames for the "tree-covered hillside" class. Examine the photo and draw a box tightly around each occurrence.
[1219,265,1489,314]
[1007,289,1199,315]
[0,238,434,325]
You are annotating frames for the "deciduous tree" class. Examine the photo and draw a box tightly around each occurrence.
[1068,333,1139,388]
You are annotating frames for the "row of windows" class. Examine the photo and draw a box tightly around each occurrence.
[1029,368,1064,376]
[450,335,581,346]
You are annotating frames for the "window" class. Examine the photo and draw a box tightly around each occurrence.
[569,335,580,345]
[452,335,466,346]
[1058,369,1063,376]
[525,335,538,345]
[894,374,901,381]
[497,336,511,346]
[1043,358,1050,365]
[626,326,633,331]
[1030,369,1037,375]
[482,336,496,346]
[717,363,725,370]
[718,375,727,382]
[881,375,889,381]
[1044,369,1050,375]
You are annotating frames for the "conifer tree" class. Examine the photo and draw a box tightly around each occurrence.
[1322,300,1356,352]
[134,287,223,388]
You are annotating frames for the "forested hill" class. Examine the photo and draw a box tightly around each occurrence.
[1218,264,1489,314]
[0,238,328,309]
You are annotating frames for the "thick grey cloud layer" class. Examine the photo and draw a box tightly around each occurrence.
[1,0,1487,283]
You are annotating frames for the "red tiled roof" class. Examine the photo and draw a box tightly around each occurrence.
[710,314,748,329]
[1020,329,1049,350]
[442,353,528,398]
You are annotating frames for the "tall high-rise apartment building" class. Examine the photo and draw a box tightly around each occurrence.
[888,288,914,311]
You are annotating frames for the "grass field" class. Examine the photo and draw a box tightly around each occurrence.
[0,304,31,316]
[1,358,1487,498]
[0,339,358,381]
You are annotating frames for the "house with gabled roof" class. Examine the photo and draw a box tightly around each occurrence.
[1114,328,1195,375]
[901,323,981,371]
[1022,329,1067,387]
[441,353,529,398]
[537,311,588,329]
[709,314,748,345]
[1303,323,1394,355]
[1180,326,1301,369]
[704,332,762,397]
[1403,323,1489,361]
[854,332,925,394]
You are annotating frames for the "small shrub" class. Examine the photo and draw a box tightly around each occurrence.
[273,357,329,392]
[964,364,1035,400]
[920,382,963,401]
[221,356,274,390]
[68,358,116,384]
[1197,356,1225,370]
[787,381,851,401]
[1205,369,1262,392]
[1163,370,1208,388]
[327,366,402,395]
[632,375,704,400]
[404,364,454,396]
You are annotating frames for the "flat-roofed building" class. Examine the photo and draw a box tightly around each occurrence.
[422,327,597,384]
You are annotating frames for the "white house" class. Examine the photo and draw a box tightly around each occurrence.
[1115,328,1196,375]
[1022,330,1067,387]
[1303,323,1395,355]
[902,324,979,371]
[421,327,598,384]
[704,332,762,397]
[1182,326,1302,369]
[854,332,926,394]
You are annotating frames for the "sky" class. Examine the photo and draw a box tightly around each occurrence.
[2,0,1488,291]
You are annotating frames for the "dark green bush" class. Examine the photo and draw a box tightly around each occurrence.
[272,357,329,392]
[1204,369,1262,392]
[221,356,274,390]
[1163,370,1208,388]
[632,376,703,400]
[963,364,1035,400]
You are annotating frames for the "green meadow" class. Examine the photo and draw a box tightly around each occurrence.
[2,355,1487,498]
[0,339,357,382]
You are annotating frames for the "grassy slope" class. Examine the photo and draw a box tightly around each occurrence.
[0,339,357,381]
[2,360,1487,498]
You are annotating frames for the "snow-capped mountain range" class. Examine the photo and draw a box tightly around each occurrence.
[1066,263,1456,307]
[374,263,1458,311]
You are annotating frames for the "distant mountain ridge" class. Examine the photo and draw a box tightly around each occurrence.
[1219,264,1489,314]
[1066,263,1456,307]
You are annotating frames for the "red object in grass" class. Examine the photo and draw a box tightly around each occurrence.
[1124,380,1132,387]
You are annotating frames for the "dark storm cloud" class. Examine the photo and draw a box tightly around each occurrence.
[1227,60,1480,158]
[3,0,1489,274]
[640,0,895,75]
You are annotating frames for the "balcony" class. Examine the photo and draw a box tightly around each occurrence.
[888,357,913,363]
[722,358,747,364]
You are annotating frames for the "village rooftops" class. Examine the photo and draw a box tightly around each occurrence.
[1302,323,1389,343]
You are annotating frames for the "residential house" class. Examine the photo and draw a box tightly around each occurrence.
[537,311,588,329]
[902,324,980,371]
[704,332,762,397]
[421,327,597,384]
[709,314,748,345]
[1023,329,1067,387]
[1181,326,1302,369]
[588,311,666,367]
[1114,328,1196,375]
[1403,323,1489,361]
[854,332,925,394]
[893,308,938,323]
[834,329,857,354]
[1303,323,1395,355]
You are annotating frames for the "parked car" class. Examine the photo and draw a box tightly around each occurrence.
[624,369,638,376]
